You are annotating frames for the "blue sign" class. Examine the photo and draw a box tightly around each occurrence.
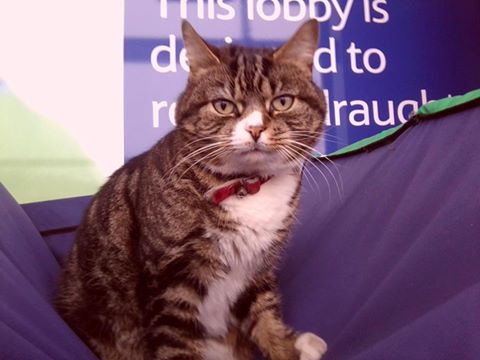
[125,0,480,160]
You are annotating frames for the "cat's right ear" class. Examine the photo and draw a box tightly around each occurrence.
[182,21,220,76]
[273,19,319,75]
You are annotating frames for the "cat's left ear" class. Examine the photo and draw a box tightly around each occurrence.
[273,19,319,75]
[182,21,220,76]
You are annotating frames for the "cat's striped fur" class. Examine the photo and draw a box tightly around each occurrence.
[56,20,327,360]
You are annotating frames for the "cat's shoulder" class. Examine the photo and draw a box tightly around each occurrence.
[107,131,177,182]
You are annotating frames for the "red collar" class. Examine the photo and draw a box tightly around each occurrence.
[205,176,272,204]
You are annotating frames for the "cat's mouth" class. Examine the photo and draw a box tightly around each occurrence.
[238,148,272,160]
[244,148,268,156]
[238,141,272,154]
[243,147,266,154]
[237,146,279,166]
[207,145,295,177]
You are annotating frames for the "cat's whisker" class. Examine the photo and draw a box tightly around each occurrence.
[164,141,230,182]
[322,126,347,137]
[285,149,321,198]
[283,144,333,202]
[181,141,229,162]
[286,144,341,203]
[203,147,235,170]
[316,154,344,196]
[302,161,323,198]
[287,130,323,133]
[177,146,232,180]
[276,147,318,196]
[175,137,232,168]
[286,140,344,200]
[288,206,302,226]
[273,137,337,148]
[174,147,228,181]
[288,135,340,145]
[281,145,326,201]
[288,130,347,143]
[276,146,303,171]
[180,135,231,151]
[287,130,331,136]
[276,147,305,180]
[274,131,347,147]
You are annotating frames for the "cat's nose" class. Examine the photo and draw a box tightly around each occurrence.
[247,125,265,142]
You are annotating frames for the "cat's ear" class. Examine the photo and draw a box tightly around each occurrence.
[182,21,220,76]
[273,19,319,74]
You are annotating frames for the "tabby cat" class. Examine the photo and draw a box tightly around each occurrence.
[56,19,328,360]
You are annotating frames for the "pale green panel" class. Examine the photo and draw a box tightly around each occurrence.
[0,89,104,203]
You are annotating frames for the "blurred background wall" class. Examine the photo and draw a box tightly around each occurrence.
[0,0,124,202]
[1,1,479,203]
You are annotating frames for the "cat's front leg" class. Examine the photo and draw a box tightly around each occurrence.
[141,283,206,360]
[235,275,327,360]
[250,294,327,360]
[143,305,204,360]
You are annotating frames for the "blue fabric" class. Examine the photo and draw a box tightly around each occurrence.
[22,196,90,264]
[279,105,480,359]
[1,104,479,360]
[0,186,96,360]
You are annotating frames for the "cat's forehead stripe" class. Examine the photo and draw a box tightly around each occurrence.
[231,49,273,100]
[253,54,272,98]
[233,53,246,100]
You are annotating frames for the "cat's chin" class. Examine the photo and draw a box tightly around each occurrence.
[206,150,301,178]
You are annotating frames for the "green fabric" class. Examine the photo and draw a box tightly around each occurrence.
[326,125,402,157]
[0,90,104,204]
[417,88,480,116]
[324,88,480,158]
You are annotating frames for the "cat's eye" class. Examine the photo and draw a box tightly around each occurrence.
[271,95,294,112]
[212,99,236,115]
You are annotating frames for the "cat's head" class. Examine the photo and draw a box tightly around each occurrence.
[175,20,326,177]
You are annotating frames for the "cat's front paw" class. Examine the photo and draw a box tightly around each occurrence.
[294,332,327,360]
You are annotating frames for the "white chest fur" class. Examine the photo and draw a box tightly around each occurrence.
[198,173,299,339]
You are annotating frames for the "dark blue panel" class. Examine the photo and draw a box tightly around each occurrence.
[124,0,480,159]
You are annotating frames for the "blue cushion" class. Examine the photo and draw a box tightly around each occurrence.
[0,185,96,360]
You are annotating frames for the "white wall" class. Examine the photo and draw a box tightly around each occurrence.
[0,0,124,176]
